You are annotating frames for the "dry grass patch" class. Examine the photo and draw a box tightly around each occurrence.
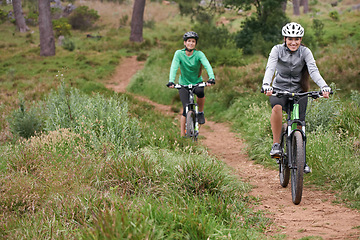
[78,0,180,28]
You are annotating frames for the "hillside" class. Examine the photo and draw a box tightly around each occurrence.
[0,0,360,239]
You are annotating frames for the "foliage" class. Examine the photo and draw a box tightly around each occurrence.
[143,19,155,29]
[61,37,75,51]
[351,90,360,107]
[0,113,266,238]
[45,83,141,151]
[305,85,341,133]
[306,128,360,208]
[329,11,339,21]
[193,19,233,50]
[68,6,100,30]
[119,14,128,27]
[0,8,7,24]
[312,19,324,45]
[25,11,38,26]
[7,96,44,139]
[206,47,245,67]
[232,0,288,55]
[175,0,201,16]
[52,17,72,37]
[0,1,360,238]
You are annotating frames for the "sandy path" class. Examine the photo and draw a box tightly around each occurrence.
[106,55,360,240]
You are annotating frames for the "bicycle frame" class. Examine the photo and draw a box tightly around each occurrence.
[174,82,206,139]
[185,85,199,133]
[273,90,325,204]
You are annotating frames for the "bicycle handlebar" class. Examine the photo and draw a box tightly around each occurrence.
[261,89,333,99]
[173,82,207,89]
[272,91,323,99]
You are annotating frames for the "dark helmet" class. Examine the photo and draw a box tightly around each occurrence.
[183,31,199,41]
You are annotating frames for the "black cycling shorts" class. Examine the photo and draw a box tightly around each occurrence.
[179,86,205,117]
[269,95,308,121]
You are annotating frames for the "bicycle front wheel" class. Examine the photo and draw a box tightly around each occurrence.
[279,123,290,187]
[186,110,196,140]
[290,131,305,205]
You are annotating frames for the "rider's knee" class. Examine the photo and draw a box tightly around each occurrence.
[272,105,283,115]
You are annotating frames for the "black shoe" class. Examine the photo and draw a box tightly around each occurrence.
[197,112,205,124]
[270,143,281,157]
[304,164,312,174]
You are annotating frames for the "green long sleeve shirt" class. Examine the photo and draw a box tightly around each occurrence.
[169,49,215,85]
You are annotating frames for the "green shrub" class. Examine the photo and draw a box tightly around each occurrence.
[52,17,72,37]
[25,11,38,26]
[306,93,341,133]
[307,129,360,207]
[45,84,140,151]
[174,156,236,196]
[205,47,245,67]
[329,11,340,21]
[312,19,325,45]
[62,37,75,51]
[193,21,233,50]
[7,98,44,139]
[119,14,128,27]
[0,8,7,24]
[232,0,288,55]
[351,90,360,107]
[143,19,155,29]
[68,6,100,30]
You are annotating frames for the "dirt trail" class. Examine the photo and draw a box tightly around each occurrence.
[106,56,360,240]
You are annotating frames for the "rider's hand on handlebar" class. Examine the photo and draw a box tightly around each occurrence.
[166,82,175,88]
[262,83,273,96]
[321,86,331,98]
[206,79,215,86]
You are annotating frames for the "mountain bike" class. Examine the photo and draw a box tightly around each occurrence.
[270,90,330,205]
[173,82,207,141]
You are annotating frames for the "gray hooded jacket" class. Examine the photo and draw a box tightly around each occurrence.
[262,44,327,92]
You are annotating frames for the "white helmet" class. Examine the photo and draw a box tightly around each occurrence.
[282,22,304,37]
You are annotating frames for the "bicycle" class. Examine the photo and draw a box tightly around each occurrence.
[268,90,331,205]
[172,82,207,141]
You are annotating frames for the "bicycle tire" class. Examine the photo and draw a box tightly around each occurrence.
[186,110,196,140]
[290,131,305,205]
[279,123,290,187]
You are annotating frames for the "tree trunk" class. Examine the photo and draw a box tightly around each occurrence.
[130,0,146,42]
[293,0,300,15]
[282,0,287,12]
[12,0,29,32]
[302,0,309,13]
[38,0,55,56]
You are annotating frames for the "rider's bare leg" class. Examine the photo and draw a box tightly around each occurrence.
[271,104,283,143]
[197,97,205,112]
[180,115,186,136]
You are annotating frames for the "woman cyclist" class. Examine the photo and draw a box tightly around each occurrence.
[167,31,215,137]
[261,22,331,173]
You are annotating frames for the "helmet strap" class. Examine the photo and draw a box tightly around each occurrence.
[185,47,194,52]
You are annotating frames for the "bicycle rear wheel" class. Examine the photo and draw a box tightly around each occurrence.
[290,131,305,205]
[279,123,290,187]
[186,110,196,140]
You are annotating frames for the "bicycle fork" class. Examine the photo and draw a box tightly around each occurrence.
[185,104,199,136]
[194,105,199,132]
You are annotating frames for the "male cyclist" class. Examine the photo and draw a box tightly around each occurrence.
[167,31,215,137]
[261,22,331,173]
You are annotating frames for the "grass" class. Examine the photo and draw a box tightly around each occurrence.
[126,1,360,210]
[0,118,267,238]
[0,17,270,238]
[1,0,360,238]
